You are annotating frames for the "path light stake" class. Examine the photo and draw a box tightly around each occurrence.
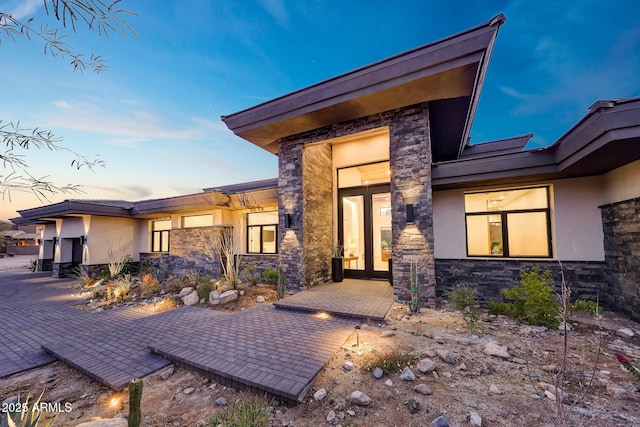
[128,378,143,427]
[355,325,361,347]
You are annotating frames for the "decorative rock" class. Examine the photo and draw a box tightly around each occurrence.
[431,415,450,427]
[75,419,127,427]
[436,349,456,365]
[489,384,502,395]
[256,295,266,303]
[219,289,239,304]
[373,367,384,379]
[184,387,195,395]
[381,330,396,337]
[239,290,245,296]
[326,410,336,422]
[178,287,194,297]
[400,367,416,381]
[572,406,594,418]
[511,357,526,365]
[347,410,356,416]
[351,391,372,406]
[413,384,432,395]
[215,397,227,406]
[313,388,327,401]
[470,410,482,427]
[483,342,511,359]
[209,290,221,305]
[417,358,436,374]
[617,328,635,339]
[159,367,174,380]
[407,398,420,414]
[182,291,199,306]
[385,379,393,387]
[343,361,354,371]
[606,384,628,398]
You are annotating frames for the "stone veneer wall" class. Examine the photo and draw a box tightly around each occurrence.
[52,262,75,278]
[435,259,606,303]
[140,226,226,277]
[278,103,435,303]
[239,254,279,278]
[601,197,640,321]
[37,258,53,272]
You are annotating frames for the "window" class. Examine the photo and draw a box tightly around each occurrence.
[181,214,213,228]
[247,211,278,254]
[464,187,551,257]
[152,220,171,252]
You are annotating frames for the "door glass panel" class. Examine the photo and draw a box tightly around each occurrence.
[372,192,391,272]
[342,195,365,270]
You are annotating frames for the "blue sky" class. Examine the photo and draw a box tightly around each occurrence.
[2,0,639,220]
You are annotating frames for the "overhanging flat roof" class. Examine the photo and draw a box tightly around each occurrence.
[16,200,134,222]
[222,14,506,156]
[432,97,640,189]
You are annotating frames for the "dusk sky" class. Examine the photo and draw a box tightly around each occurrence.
[1,0,639,221]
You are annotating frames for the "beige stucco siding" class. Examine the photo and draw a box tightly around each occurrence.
[602,159,640,205]
[433,177,607,261]
[87,217,139,264]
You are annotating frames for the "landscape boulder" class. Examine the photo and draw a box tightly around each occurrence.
[182,291,199,306]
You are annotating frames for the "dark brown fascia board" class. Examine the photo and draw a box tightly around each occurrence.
[222,14,506,150]
[458,133,533,159]
[204,177,279,194]
[17,200,133,221]
[133,192,231,216]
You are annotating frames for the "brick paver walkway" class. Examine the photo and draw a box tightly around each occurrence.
[0,272,372,402]
[273,279,394,321]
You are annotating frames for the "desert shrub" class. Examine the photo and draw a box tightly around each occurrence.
[207,394,271,427]
[361,347,414,374]
[488,300,511,315]
[569,299,602,316]
[74,266,95,288]
[449,284,482,331]
[110,274,132,300]
[241,265,261,286]
[0,392,56,426]
[500,266,560,329]
[262,267,279,285]
[140,273,160,298]
[121,255,136,275]
[197,280,215,301]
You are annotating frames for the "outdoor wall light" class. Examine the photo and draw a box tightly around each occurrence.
[285,213,293,229]
[52,236,58,246]
[406,204,415,224]
[80,235,87,245]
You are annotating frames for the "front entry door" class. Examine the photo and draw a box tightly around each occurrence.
[339,184,391,280]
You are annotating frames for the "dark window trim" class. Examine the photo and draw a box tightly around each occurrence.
[246,213,278,254]
[151,229,170,253]
[464,186,553,258]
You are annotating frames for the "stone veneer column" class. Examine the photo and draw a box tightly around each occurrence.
[601,197,640,321]
[389,103,436,307]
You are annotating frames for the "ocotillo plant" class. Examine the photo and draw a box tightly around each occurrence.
[409,259,420,313]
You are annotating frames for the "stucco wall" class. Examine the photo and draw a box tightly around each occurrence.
[602,159,640,204]
[87,216,139,265]
[432,177,606,262]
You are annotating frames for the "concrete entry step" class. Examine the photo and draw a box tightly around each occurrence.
[148,305,358,403]
[273,279,394,321]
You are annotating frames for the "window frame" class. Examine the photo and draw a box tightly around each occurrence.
[464,186,553,258]
[246,211,278,254]
[151,220,171,253]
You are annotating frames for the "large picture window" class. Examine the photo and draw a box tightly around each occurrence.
[247,211,278,254]
[152,220,171,252]
[464,187,551,258]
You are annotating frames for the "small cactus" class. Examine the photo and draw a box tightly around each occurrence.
[128,378,143,427]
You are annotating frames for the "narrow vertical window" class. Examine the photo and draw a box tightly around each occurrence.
[152,220,171,252]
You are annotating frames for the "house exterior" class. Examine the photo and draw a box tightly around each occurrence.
[1,225,39,256]
[13,15,640,321]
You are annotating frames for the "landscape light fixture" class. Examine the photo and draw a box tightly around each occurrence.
[406,204,415,224]
[80,235,87,245]
[355,325,361,347]
[285,213,293,229]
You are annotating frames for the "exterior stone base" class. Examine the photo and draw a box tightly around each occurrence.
[53,262,76,278]
[435,259,607,304]
[37,258,53,272]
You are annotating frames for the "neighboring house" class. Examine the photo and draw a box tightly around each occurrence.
[1,225,40,255]
[13,15,640,321]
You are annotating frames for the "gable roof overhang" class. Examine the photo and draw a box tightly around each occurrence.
[222,15,506,157]
[432,97,640,190]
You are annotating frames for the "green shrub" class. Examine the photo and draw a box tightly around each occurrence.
[569,299,602,316]
[488,300,511,315]
[361,348,414,374]
[197,280,214,301]
[208,394,271,427]
[500,266,560,329]
[241,265,261,286]
[449,284,481,331]
[262,267,279,285]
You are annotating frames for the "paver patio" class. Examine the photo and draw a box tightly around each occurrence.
[0,272,385,402]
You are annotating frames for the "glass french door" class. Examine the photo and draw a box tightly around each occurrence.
[338,184,391,279]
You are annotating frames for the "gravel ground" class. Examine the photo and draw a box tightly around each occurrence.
[0,254,36,272]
